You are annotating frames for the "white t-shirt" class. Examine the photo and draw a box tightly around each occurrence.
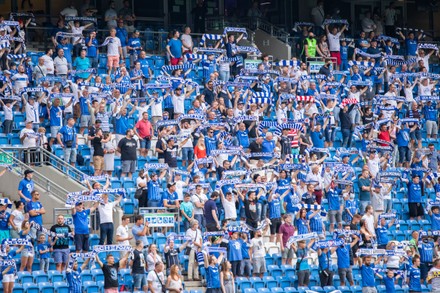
[116,224,130,246]
[11,73,28,93]
[419,83,433,96]
[147,270,165,292]
[175,180,186,201]
[54,57,68,75]
[105,9,118,28]
[384,8,396,26]
[327,32,342,52]
[417,55,430,72]
[107,37,122,56]
[20,128,37,147]
[221,195,237,220]
[60,7,78,17]
[368,156,380,178]
[136,176,147,189]
[3,105,12,120]
[191,193,207,215]
[172,94,185,114]
[361,213,376,236]
[41,55,54,74]
[11,209,24,231]
[151,97,163,117]
[71,26,86,44]
[185,228,202,250]
[250,237,266,258]
[98,201,118,224]
[25,102,40,123]
[136,105,150,121]
[181,34,193,50]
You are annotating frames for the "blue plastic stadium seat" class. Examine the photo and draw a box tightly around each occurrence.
[22,283,39,293]
[121,198,135,214]
[32,270,49,283]
[18,271,33,284]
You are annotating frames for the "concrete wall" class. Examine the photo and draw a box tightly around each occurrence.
[0,171,65,226]
[254,29,291,60]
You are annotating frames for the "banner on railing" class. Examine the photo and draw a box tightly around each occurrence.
[141,213,175,227]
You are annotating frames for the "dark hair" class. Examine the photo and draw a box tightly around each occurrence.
[14,201,23,208]
[31,190,39,197]
[121,215,130,221]
[135,215,143,222]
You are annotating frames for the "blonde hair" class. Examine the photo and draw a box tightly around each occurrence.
[37,127,46,133]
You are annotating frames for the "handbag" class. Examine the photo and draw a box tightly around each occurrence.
[155,270,167,293]
[295,250,306,271]
[135,188,143,199]
[65,140,73,148]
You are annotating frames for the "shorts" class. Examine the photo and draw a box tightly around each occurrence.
[270,218,281,235]
[93,155,105,170]
[410,129,421,141]
[80,115,91,128]
[2,274,14,283]
[330,51,341,65]
[104,289,119,293]
[0,229,10,243]
[328,210,342,225]
[398,146,411,163]
[409,202,424,218]
[122,160,136,173]
[426,120,438,136]
[63,148,77,164]
[362,288,377,293]
[133,273,148,289]
[282,247,295,259]
[53,248,70,264]
[252,257,266,274]
[74,233,90,252]
[338,267,353,284]
[182,147,194,161]
[51,126,61,139]
[140,137,151,150]
[22,248,35,257]
[107,55,120,68]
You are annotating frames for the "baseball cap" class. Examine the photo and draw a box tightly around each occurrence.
[75,202,83,206]
[3,70,11,75]
[24,169,34,176]
[95,120,102,124]
[25,120,33,124]
[167,182,176,188]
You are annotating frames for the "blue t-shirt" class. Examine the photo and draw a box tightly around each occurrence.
[336,244,351,269]
[0,210,10,230]
[396,128,410,147]
[147,180,161,202]
[308,211,323,233]
[376,225,389,246]
[318,251,330,270]
[418,242,434,263]
[239,238,250,259]
[1,250,16,275]
[58,125,77,147]
[310,130,325,148]
[236,130,250,148]
[295,218,309,235]
[116,27,128,46]
[361,264,376,287]
[228,239,243,261]
[432,212,440,230]
[138,58,151,78]
[57,44,73,63]
[85,37,98,58]
[79,97,90,115]
[206,264,221,289]
[49,105,64,127]
[326,188,341,211]
[72,209,90,234]
[73,57,91,79]
[66,267,82,293]
[37,242,51,259]
[384,276,396,293]
[128,37,142,55]
[284,193,300,213]
[406,39,418,56]
[296,248,310,271]
[115,114,131,135]
[163,191,179,206]
[423,104,438,121]
[167,39,183,58]
[341,46,348,60]
[27,200,43,225]
[407,266,421,291]
[18,178,34,202]
[408,182,422,203]
[268,197,282,219]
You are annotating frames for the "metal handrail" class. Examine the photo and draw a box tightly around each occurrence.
[0,148,68,202]
[38,147,88,187]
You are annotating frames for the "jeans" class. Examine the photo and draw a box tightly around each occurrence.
[99,222,114,245]
[240,259,252,277]
[383,199,392,213]
[89,57,98,68]
[40,258,50,272]
[63,147,77,164]
[324,126,336,143]
[3,120,13,134]
[219,70,230,82]
[341,128,353,148]
[256,202,267,222]
[194,214,205,231]
[360,201,369,214]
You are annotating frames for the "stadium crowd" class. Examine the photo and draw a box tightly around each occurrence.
[2,1,440,293]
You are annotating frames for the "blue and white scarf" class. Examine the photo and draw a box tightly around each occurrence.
[311,239,345,251]
[144,163,169,170]
[286,232,319,247]
[199,33,224,46]
[223,27,248,38]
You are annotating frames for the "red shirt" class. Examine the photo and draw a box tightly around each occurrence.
[378,131,391,146]
[135,119,152,139]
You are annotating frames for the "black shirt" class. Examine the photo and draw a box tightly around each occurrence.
[156,139,166,159]
[164,247,181,267]
[132,249,146,274]
[202,88,215,105]
[50,224,72,250]
[164,145,178,167]
[244,199,258,224]
[102,262,120,289]
[117,137,137,161]
[92,137,104,156]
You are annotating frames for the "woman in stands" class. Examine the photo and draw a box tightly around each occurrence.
[166,264,183,293]
[18,220,34,272]
[220,261,235,293]
[9,201,26,239]
[1,244,23,293]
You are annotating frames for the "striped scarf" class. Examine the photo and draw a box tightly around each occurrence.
[65,16,97,23]
[223,27,248,38]
[354,48,383,59]
[311,239,345,250]
[144,163,169,170]
[418,43,439,52]
[199,34,223,46]
[292,22,314,32]
[6,53,26,60]
[274,60,301,67]
[296,95,315,102]
[161,63,197,73]
[286,233,319,247]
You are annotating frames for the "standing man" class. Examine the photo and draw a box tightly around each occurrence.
[117,129,138,178]
[106,28,122,74]
[98,193,122,245]
[204,191,220,231]
[50,214,72,272]
[134,112,153,158]
[18,169,34,203]
[95,253,130,293]
[191,185,208,230]
[279,214,295,265]
[57,117,78,166]
[27,190,45,235]
[166,30,183,65]
[131,240,148,292]
[360,255,382,293]
[131,215,150,254]
[72,201,97,253]
[116,215,133,246]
